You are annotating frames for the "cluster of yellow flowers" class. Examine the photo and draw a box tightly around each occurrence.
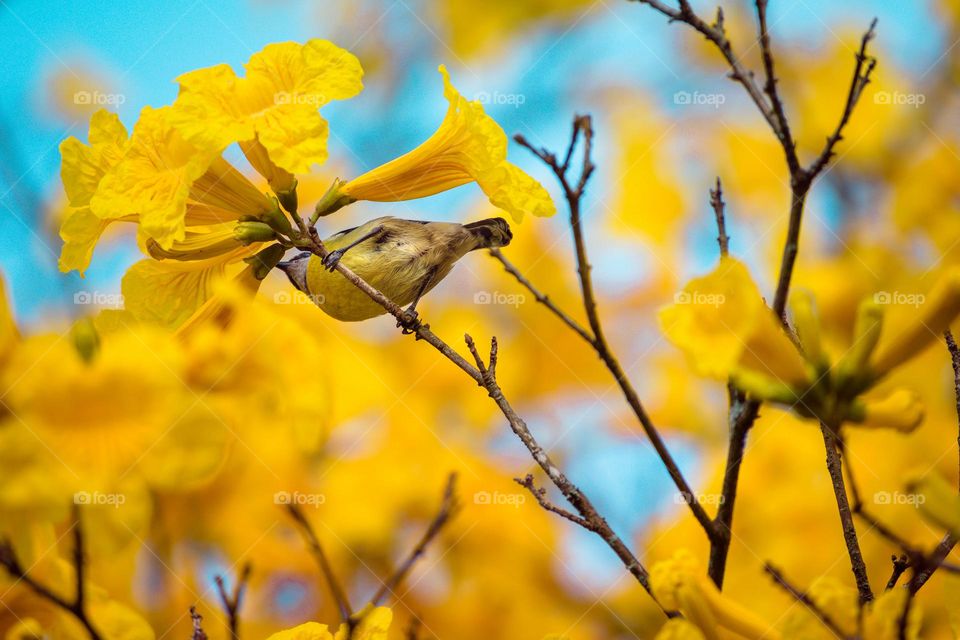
[59,39,554,332]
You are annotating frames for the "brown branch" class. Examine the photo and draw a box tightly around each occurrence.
[755,0,801,175]
[463,334,668,613]
[628,0,878,321]
[764,564,852,639]
[516,473,592,530]
[513,116,716,539]
[488,248,594,344]
[885,554,910,591]
[0,508,102,640]
[214,563,252,640]
[284,503,353,622]
[709,177,730,257]
[190,606,209,640]
[820,423,873,603]
[371,473,460,606]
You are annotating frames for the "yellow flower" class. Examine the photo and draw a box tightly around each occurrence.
[781,576,919,639]
[171,39,363,175]
[907,472,960,538]
[330,65,555,223]
[848,388,924,433]
[650,550,778,640]
[659,257,809,400]
[654,620,706,640]
[869,267,960,378]
[58,109,131,274]
[266,607,392,640]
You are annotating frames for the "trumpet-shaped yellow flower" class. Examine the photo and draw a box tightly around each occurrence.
[171,39,363,174]
[334,65,555,222]
[650,550,778,640]
[659,257,809,398]
[58,110,131,274]
[88,106,275,251]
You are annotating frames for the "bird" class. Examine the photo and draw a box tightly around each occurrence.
[276,216,513,324]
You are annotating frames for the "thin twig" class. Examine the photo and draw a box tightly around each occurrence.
[190,607,209,640]
[709,177,730,257]
[885,555,910,591]
[214,563,252,640]
[463,334,668,613]
[0,509,102,640]
[513,116,716,538]
[488,248,594,344]
[372,474,460,606]
[821,423,873,603]
[285,503,353,622]
[516,474,592,529]
[764,564,852,639]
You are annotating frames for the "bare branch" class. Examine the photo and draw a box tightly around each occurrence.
[488,249,595,344]
[372,473,460,606]
[285,504,353,622]
[821,423,873,603]
[190,607,208,640]
[0,509,102,640]
[214,563,252,640]
[709,177,730,257]
[514,115,716,538]
[516,474,592,530]
[885,554,910,591]
[764,564,853,639]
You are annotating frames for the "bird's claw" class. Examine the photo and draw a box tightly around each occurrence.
[397,309,422,334]
[322,250,344,271]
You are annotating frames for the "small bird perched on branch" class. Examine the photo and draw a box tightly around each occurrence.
[277,216,513,322]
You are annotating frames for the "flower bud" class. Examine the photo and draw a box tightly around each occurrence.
[234,221,278,245]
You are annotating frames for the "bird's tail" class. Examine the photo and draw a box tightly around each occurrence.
[464,217,513,250]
